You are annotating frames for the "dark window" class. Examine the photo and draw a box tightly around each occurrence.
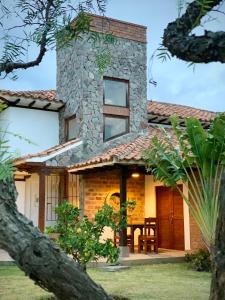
[104,116,129,141]
[65,115,77,141]
[103,78,128,107]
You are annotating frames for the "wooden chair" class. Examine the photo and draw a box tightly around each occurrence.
[138,217,158,254]
[114,231,132,248]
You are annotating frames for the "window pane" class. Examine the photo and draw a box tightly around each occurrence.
[68,117,77,140]
[104,116,128,140]
[104,79,128,107]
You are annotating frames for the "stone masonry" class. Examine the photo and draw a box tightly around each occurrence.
[57,14,147,160]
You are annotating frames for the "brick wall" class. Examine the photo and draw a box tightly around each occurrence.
[81,169,204,251]
[88,14,147,43]
[189,213,205,250]
[188,182,206,250]
[83,169,145,222]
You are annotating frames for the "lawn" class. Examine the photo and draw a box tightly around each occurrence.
[0,263,210,300]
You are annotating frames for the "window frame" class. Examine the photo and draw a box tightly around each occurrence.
[103,77,129,108]
[103,114,129,142]
[65,114,77,142]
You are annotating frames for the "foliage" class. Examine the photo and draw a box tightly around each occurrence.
[46,200,133,269]
[143,114,225,251]
[0,0,108,77]
[89,32,116,75]
[185,249,211,272]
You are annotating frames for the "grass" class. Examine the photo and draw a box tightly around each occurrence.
[0,263,210,300]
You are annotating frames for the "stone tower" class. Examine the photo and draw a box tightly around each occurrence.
[57,14,147,156]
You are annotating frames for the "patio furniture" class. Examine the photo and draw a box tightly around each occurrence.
[127,223,144,253]
[114,231,132,248]
[138,217,158,254]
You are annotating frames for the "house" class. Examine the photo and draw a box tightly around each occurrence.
[0,14,216,255]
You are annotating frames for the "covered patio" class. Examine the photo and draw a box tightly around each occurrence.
[12,126,204,258]
[68,128,196,256]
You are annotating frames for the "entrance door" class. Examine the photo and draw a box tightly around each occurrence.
[156,186,184,250]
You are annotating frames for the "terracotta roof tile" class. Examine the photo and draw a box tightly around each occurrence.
[69,126,176,171]
[148,100,216,122]
[14,139,80,164]
[0,89,59,103]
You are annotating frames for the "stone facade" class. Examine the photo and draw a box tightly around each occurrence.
[57,15,147,158]
[46,143,84,167]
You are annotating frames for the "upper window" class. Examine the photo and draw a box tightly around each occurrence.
[103,78,128,107]
[65,115,77,141]
[103,77,130,142]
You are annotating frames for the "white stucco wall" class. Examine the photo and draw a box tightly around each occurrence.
[0,107,59,156]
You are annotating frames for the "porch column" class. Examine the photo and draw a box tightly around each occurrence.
[119,167,129,257]
[38,170,46,232]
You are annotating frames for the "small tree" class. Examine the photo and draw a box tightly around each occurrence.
[47,200,134,270]
[144,114,225,253]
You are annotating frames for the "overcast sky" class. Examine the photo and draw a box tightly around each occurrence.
[1,0,225,112]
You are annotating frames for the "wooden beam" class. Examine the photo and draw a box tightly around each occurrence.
[119,166,127,247]
[28,100,36,107]
[38,170,46,232]
[43,103,51,110]
[13,98,21,105]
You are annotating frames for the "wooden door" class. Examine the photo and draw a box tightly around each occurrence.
[156,186,184,250]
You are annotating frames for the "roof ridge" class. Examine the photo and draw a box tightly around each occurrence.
[0,89,56,93]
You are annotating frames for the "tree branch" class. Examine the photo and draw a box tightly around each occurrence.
[163,0,225,63]
[0,0,53,75]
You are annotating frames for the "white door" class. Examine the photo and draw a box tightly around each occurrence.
[25,174,39,226]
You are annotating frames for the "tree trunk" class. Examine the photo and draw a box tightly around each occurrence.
[0,178,113,300]
[210,171,225,300]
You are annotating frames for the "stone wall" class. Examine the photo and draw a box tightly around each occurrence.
[57,15,147,157]
[46,143,84,167]
[82,169,145,222]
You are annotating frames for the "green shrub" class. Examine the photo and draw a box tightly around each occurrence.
[185,249,211,272]
[46,201,130,270]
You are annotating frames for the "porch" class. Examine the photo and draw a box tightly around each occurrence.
[13,132,205,256]
[13,163,203,256]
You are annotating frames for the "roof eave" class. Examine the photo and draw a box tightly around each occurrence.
[68,158,145,173]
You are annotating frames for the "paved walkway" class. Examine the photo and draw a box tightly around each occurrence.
[0,248,185,266]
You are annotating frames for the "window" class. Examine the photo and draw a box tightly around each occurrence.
[103,78,130,141]
[104,78,128,107]
[104,116,129,141]
[65,115,77,141]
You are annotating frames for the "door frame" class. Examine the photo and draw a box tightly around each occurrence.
[156,185,184,250]
[144,175,191,250]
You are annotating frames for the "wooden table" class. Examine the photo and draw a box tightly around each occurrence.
[127,223,157,253]
[127,223,144,253]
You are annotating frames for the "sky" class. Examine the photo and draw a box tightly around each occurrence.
[1,0,225,112]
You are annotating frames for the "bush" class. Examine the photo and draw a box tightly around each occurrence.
[46,201,128,270]
[185,249,211,272]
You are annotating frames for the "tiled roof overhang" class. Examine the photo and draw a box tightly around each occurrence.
[14,139,83,169]
[0,89,64,111]
[68,126,177,173]
[147,100,216,128]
